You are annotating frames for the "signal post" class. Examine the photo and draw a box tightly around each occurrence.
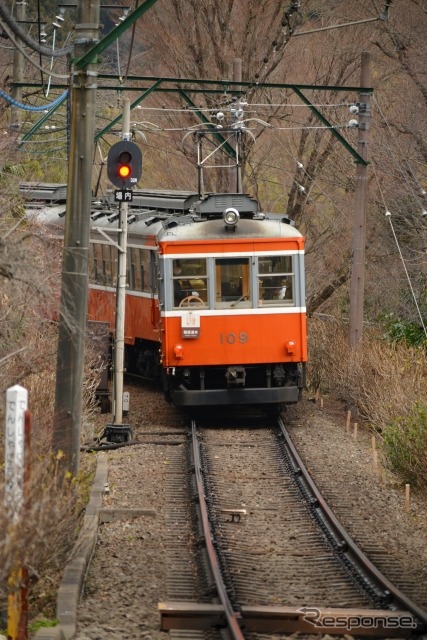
[105,99,142,443]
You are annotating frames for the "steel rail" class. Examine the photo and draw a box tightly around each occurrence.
[278,416,427,630]
[190,420,245,640]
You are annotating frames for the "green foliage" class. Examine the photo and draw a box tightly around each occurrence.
[29,618,59,633]
[0,160,42,187]
[381,313,427,348]
[382,403,427,489]
[0,156,67,187]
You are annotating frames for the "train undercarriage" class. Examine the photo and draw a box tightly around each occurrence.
[124,338,305,411]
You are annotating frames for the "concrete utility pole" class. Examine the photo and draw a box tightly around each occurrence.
[349,52,371,347]
[11,0,26,130]
[112,99,131,426]
[53,0,100,475]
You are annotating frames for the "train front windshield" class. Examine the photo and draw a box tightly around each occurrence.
[171,256,294,309]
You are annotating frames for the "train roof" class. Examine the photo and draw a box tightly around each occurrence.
[20,182,68,202]
[24,184,303,242]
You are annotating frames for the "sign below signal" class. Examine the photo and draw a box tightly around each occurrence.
[114,190,133,202]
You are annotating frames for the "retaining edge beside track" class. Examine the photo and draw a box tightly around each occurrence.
[34,452,108,640]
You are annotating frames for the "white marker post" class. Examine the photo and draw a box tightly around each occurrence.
[5,384,28,640]
[5,385,28,521]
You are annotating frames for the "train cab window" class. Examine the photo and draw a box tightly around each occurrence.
[258,256,294,305]
[173,258,207,308]
[215,258,251,308]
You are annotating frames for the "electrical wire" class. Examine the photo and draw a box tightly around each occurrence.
[0,88,68,111]
[0,3,72,58]
[385,211,427,339]
[372,96,426,209]
[372,162,427,338]
[0,17,70,79]
[266,132,354,238]
[128,102,352,114]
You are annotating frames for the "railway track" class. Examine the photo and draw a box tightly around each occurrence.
[160,416,427,639]
[67,386,427,640]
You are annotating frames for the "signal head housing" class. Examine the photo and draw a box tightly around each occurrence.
[107,140,143,189]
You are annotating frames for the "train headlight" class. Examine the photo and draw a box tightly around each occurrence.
[174,344,184,359]
[286,340,296,355]
[223,207,240,228]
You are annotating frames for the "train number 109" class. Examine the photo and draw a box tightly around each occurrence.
[219,332,249,344]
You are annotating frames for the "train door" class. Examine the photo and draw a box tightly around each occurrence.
[150,250,160,329]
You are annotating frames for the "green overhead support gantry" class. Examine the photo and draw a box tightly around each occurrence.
[14,75,372,165]
[11,0,372,167]
[13,76,372,165]
[291,86,368,165]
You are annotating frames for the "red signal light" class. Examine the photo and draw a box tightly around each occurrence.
[118,164,131,178]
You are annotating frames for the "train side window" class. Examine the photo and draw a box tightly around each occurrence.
[215,258,251,308]
[173,258,208,307]
[111,244,117,285]
[92,244,104,284]
[140,250,151,293]
[88,242,97,284]
[258,255,294,305]
[129,247,142,291]
[101,244,113,285]
[126,258,131,290]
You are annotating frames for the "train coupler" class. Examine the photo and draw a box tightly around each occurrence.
[225,366,246,387]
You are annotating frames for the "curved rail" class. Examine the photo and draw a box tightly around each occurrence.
[278,416,427,630]
[190,420,245,640]
[160,419,427,636]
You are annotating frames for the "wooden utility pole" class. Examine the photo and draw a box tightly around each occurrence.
[349,52,371,347]
[53,0,100,474]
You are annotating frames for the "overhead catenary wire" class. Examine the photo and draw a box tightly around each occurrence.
[129,102,354,114]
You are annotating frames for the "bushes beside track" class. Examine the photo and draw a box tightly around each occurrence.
[308,317,427,491]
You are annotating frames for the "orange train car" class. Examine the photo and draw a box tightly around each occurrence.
[30,187,307,412]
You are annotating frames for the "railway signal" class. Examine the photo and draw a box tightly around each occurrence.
[107,140,142,189]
